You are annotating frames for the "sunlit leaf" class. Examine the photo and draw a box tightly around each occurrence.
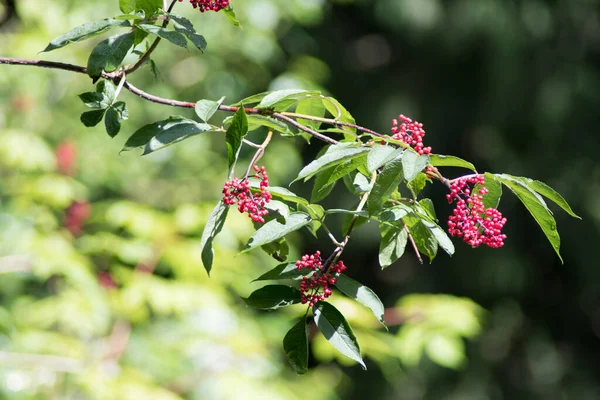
[429,154,476,171]
[137,24,188,48]
[367,159,403,215]
[42,19,131,52]
[195,96,225,122]
[243,212,312,252]
[522,178,580,219]
[335,274,386,328]
[86,32,135,79]
[379,223,408,268]
[296,143,369,182]
[200,200,229,276]
[225,107,248,175]
[296,96,326,130]
[402,151,429,182]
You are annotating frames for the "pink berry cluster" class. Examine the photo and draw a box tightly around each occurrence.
[446,175,507,248]
[178,0,230,12]
[296,251,347,306]
[391,115,432,155]
[222,166,272,223]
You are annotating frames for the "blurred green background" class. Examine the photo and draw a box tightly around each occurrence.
[0,0,599,398]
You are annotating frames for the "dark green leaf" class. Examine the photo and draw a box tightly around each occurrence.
[522,178,580,219]
[137,24,188,48]
[367,159,404,215]
[296,96,325,130]
[335,274,386,328]
[42,19,131,52]
[164,13,195,31]
[242,285,302,310]
[104,101,128,138]
[252,263,313,282]
[402,151,429,182]
[379,223,408,268]
[310,167,337,203]
[122,116,213,154]
[295,144,370,182]
[429,154,476,171]
[80,110,105,127]
[283,317,309,374]
[87,32,135,79]
[226,107,248,175]
[170,19,207,52]
[195,97,225,122]
[367,145,403,173]
[313,301,366,369]
[223,5,241,27]
[493,174,563,262]
[200,201,229,275]
[78,92,109,109]
[243,212,312,253]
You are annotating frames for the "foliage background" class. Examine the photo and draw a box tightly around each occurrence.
[0,0,599,398]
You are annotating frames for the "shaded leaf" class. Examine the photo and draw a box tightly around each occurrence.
[42,19,131,52]
[104,101,128,138]
[243,212,312,252]
[242,285,302,310]
[335,274,386,328]
[87,32,135,79]
[137,24,188,48]
[200,201,229,276]
[313,301,366,369]
[283,317,309,374]
[80,110,105,127]
[252,262,313,282]
[226,107,248,175]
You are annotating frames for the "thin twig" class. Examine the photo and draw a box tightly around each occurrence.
[280,111,386,138]
[404,223,423,264]
[272,112,338,145]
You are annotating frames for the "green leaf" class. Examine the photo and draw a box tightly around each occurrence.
[135,0,162,16]
[226,107,248,175]
[295,144,369,182]
[379,223,408,268]
[283,317,309,374]
[325,154,368,187]
[223,5,241,27]
[149,59,162,81]
[473,172,502,209]
[367,145,402,173]
[493,174,563,262]
[335,274,386,328]
[243,212,312,253]
[425,334,466,370]
[419,199,436,220]
[323,97,356,133]
[122,116,213,154]
[522,179,580,219]
[249,183,309,206]
[96,80,116,102]
[195,97,225,122]
[313,301,366,369]
[245,115,293,136]
[42,19,131,52]
[163,13,195,31]
[80,110,105,127]
[242,285,302,310]
[104,101,128,138]
[200,201,229,276]
[169,17,208,52]
[78,92,109,109]
[137,24,188,48]
[429,154,476,171]
[252,263,313,282]
[297,204,325,237]
[258,90,320,112]
[402,151,429,182]
[296,97,326,130]
[264,200,290,221]
[367,159,404,215]
[408,173,429,197]
[119,0,136,13]
[405,215,438,262]
[87,32,135,79]
[260,237,289,262]
[418,217,455,256]
[311,167,337,203]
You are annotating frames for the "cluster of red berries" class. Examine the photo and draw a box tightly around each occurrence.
[391,115,432,155]
[446,175,507,248]
[296,251,347,306]
[222,166,272,223]
[178,0,230,12]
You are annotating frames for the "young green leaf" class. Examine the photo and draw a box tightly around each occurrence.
[367,145,402,173]
[135,0,162,16]
[248,183,309,206]
[493,174,563,262]
[243,212,312,253]
[42,19,131,52]
[522,178,581,219]
[87,32,135,79]
[429,154,476,171]
[322,97,356,133]
[119,0,136,13]
[258,89,318,110]
[296,96,325,130]
[402,151,429,182]
[379,223,409,268]
[242,285,302,310]
[225,107,248,175]
[405,215,438,262]
[252,263,313,282]
[223,5,241,27]
[313,301,366,369]
[195,96,225,122]
[104,101,128,138]
[335,274,386,328]
[80,109,106,127]
[136,24,188,48]
[200,200,229,276]
[473,172,503,209]
[121,116,213,154]
[295,144,369,182]
[367,159,404,215]
[283,317,309,375]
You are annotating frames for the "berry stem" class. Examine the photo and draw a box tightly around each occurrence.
[244,130,272,179]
